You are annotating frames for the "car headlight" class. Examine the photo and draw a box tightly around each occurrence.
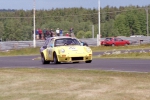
[60,48,65,53]
[86,47,92,53]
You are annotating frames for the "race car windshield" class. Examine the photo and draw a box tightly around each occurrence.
[55,38,80,47]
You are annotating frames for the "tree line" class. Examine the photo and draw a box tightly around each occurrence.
[0,5,150,41]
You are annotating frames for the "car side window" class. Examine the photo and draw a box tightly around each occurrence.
[47,39,54,47]
[55,39,64,47]
[117,38,123,41]
[114,38,118,41]
[43,39,49,46]
[105,38,111,41]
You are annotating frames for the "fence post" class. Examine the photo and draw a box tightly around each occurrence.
[97,34,99,46]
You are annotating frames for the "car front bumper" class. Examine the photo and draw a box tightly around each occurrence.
[57,53,92,62]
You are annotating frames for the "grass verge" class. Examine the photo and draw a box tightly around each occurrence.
[0,44,150,58]
[94,52,150,59]
[0,47,40,56]
[0,44,150,56]
[0,68,150,100]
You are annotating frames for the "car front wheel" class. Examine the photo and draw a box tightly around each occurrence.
[85,60,92,63]
[41,54,50,64]
[53,53,60,64]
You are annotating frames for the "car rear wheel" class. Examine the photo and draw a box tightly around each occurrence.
[53,53,60,64]
[85,60,92,63]
[41,54,50,64]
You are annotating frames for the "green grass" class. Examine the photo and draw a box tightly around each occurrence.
[0,44,150,58]
[94,52,150,59]
[0,68,150,100]
[0,47,40,56]
[0,45,150,100]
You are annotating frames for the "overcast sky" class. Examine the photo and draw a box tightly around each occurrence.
[0,0,150,10]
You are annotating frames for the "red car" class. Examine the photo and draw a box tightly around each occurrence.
[101,37,130,46]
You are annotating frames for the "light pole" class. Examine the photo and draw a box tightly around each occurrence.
[33,0,36,48]
[97,0,101,46]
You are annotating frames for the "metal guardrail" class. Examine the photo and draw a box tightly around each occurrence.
[0,36,150,51]
[0,40,43,51]
[0,38,98,51]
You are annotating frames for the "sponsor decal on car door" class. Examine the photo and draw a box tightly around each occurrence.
[48,47,52,59]
[47,39,54,60]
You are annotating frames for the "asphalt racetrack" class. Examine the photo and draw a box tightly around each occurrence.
[0,55,150,73]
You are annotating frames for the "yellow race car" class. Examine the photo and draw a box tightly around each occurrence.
[40,36,92,64]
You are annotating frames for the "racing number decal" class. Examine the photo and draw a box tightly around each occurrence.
[48,48,52,58]
[69,47,77,51]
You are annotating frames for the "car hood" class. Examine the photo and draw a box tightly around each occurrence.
[57,45,92,54]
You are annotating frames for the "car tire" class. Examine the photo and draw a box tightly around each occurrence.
[124,43,128,46]
[53,53,60,64]
[41,54,50,64]
[112,44,115,46]
[85,60,92,63]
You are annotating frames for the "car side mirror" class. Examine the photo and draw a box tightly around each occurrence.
[80,43,83,46]
[43,46,47,49]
